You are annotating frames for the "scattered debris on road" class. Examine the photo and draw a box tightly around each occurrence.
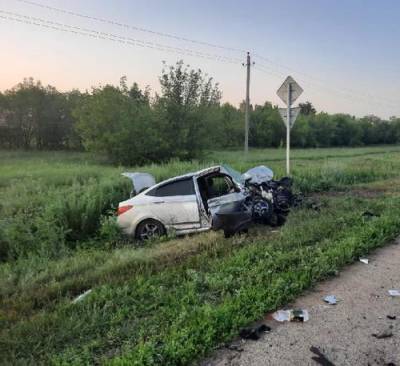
[372,328,393,339]
[239,324,271,340]
[388,289,400,297]
[310,346,336,366]
[387,315,397,320]
[359,258,369,264]
[323,295,338,305]
[272,309,309,322]
[72,289,92,304]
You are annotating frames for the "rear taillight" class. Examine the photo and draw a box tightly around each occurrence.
[117,205,133,216]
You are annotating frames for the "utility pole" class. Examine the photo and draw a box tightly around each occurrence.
[244,52,252,154]
[286,82,292,175]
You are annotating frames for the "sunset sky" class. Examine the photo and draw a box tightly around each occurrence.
[1,0,399,118]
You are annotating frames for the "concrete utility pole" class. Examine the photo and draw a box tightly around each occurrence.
[244,52,251,154]
[286,82,292,175]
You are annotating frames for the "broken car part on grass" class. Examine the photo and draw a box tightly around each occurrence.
[117,165,295,240]
[72,289,92,304]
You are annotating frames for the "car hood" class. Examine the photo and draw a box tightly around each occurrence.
[222,164,274,185]
[122,172,156,196]
[242,165,274,184]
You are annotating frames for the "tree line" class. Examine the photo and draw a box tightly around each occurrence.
[1,61,399,165]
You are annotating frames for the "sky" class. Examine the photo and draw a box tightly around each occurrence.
[0,0,399,118]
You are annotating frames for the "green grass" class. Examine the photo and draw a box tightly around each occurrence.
[1,146,400,365]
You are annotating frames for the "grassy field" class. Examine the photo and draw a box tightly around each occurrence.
[1,146,400,365]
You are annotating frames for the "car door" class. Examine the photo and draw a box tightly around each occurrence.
[145,177,201,230]
[204,175,247,218]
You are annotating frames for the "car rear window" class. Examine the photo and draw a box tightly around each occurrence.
[147,177,195,197]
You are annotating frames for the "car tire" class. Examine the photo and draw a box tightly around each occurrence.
[135,219,165,241]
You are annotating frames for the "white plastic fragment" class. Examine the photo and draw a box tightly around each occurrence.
[72,289,92,304]
[388,289,400,297]
[272,310,290,322]
[323,295,338,305]
[272,309,309,322]
[359,258,369,264]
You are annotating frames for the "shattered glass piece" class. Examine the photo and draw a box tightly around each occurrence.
[388,289,400,297]
[272,309,309,322]
[272,310,290,322]
[323,295,337,305]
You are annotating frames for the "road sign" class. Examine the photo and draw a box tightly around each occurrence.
[278,107,300,129]
[277,76,303,106]
[276,75,304,176]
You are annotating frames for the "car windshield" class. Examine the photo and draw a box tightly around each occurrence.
[221,164,244,185]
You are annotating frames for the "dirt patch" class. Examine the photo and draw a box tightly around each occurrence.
[311,187,387,200]
[311,178,400,200]
[202,238,400,366]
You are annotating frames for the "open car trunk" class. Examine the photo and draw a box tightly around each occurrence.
[122,172,156,197]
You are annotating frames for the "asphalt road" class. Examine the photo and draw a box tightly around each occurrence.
[202,239,400,366]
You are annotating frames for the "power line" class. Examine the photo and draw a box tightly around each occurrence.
[253,65,285,80]
[255,59,398,108]
[254,53,399,106]
[0,10,242,65]
[255,64,399,110]
[13,0,246,54]
[3,3,399,111]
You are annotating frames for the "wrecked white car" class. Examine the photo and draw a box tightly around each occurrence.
[117,165,293,240]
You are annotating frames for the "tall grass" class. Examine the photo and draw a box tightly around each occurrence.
[1,194,400,364]
[1,147,400,261]
[1,147,400,364]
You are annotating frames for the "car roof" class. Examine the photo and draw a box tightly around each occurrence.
[138,165,224,195]
[163,165,223,182]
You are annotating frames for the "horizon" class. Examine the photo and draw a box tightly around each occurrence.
[1,0,399,118]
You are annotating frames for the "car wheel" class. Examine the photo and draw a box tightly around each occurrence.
[135,219,165,241]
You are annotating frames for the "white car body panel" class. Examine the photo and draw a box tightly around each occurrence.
[118,173,210,237]
[146,194,201,230]
[117,165,271,238]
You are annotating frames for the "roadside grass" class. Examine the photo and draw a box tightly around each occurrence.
[2,147,400,262]
[1,192,400,364]
[1,147,400,364]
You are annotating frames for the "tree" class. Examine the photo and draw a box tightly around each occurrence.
[212,103,243,147]
[250,102,284,147]
[299,101,316,116]
[74,79,162,165]
[1,78,75,149]
[332,114,362,146]
[154,60,222,160]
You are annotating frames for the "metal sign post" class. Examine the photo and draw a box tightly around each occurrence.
[286,83,292,175]
[277,76,303,175]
